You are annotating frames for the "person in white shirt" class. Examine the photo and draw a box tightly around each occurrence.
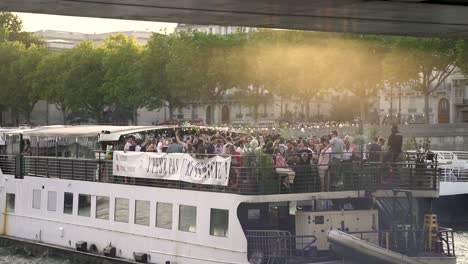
[326,130,345,189]
[156,137,164,154]
[124,136,134,151]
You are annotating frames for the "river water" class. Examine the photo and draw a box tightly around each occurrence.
[0,231,467,263]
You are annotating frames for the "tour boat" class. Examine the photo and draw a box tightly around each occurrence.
[0,125,457,264]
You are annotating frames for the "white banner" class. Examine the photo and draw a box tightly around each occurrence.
[113,151,231,186]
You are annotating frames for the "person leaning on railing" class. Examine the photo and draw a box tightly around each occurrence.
[387,125,403,162]
[318,137,331,192]
[326,130,345,189]
[226,145,242,191]
[274,146,295,188]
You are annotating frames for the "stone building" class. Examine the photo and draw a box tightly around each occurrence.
[137,93,331,126]
[377,71,468,124]
[34,30,153,50]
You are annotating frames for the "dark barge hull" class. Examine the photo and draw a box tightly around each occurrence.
[0,235,137,264]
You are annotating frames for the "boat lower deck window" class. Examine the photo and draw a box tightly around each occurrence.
[210,209,229,237]
[64,192,73,214]
[179,205,197,233]
[32,189,41,209]
[135,200,150,226]
[96,196,109,220]
[115,198,129,223]
[47,191,57,211]
[78,194,91,217]
[6,193,15,213]
[156,202,173,229]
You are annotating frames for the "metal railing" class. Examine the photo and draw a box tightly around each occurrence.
[245,230,318,263]
[0,152,439,195]
[349,227,455,257]
[0,155,17,176]
[244,227,455,264]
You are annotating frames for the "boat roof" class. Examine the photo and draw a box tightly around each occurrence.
[7,125,179,141]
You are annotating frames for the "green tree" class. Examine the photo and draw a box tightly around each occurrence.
[198,32,246,100]
[34,51,72,124]
[382,39,420,119]
[0,42,45,124]
[140,32,205,121]
[392,37,459,124]
[0,12,22,34]
[456,39,468,77]
[233,33,278,125]
[101,33,142,124]
[0,12,44,48]
[0,41,23,124]
[64,40,107,123]
[339,37,387,123]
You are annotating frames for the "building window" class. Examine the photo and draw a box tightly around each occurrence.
[78,194,91,217]
[440,98,449,114]
[179,205,196,233]
[210,209,229,237]
[464,86,468,102]
[96,196,109,220]
[32,189,41,209]
[115,198,129,223]
[47,191,57,211]
[135,200,150,226]
[64,192,73,214]
[6,193,15,213]
[156,202,173,229]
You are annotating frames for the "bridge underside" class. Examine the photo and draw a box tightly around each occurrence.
[2,0,468,37]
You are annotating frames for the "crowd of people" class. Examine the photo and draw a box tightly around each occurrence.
[120,125,403,192]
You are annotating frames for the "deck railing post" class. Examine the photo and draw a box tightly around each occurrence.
[84,160,87,181]
[14,154,22,179]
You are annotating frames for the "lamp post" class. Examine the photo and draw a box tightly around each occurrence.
[390,86,394,117]
[398,85,402,124]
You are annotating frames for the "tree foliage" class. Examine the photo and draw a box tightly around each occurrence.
[390,37,459,123]
[1,14,468,126]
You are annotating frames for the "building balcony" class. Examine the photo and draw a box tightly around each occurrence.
[453,97,468,106]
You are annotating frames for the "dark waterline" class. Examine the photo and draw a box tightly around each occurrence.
[1,232,467,263]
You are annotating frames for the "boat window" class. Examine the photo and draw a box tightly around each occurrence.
[96,196,109,220]
[248,209,261,220]
[6,193,15,213]
[78,194,91,217]
[135,200,150,226]
[156,202,173,229]
[64,192,73,214]
[32,189,41,209]
[315,216,325,224]
[210,209,229,237]
[179,205,197,233]
[115,198,129,223]
[47,191,57,211]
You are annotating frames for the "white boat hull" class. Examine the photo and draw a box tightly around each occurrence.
[0,174,249,264]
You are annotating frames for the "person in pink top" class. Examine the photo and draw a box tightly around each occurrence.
[274,146,295,188]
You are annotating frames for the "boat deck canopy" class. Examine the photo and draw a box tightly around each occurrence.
[6,125,179,140]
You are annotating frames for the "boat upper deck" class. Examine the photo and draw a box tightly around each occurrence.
[0,125,442,198]
[0,152,439,197]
